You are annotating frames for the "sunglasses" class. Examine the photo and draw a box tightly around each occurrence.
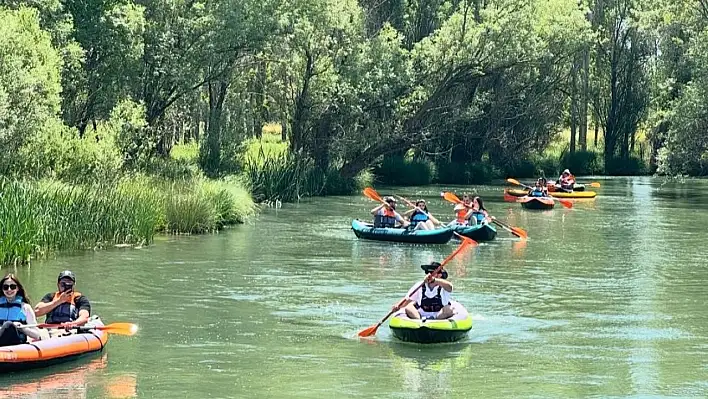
[2,284,18,291]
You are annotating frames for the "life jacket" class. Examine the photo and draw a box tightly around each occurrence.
[471,210,486,224]
[0,296,27,342]
[410,210,429,226]
[455,206,469,223]
[530,188,546,197]
[416,286,448,312]
[374,208,397,228]
[45,292,82,324]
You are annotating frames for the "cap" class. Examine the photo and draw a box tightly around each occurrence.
[57,270,76,282]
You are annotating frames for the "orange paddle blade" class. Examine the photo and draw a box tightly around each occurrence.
[589,182,601,188]
[363,187,383,203]
[511,227,528,239]
[506,178,522,186]
[358,324,379,338]
[558,199,573,209]
[442,192,462,204]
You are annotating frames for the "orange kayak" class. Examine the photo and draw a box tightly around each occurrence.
[518,196,555,210]
[0,319,108,372]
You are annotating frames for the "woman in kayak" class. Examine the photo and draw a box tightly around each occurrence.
[392,262,454,321]
[557,169,575,192]
[0,274,42,346]
[370,196,410,228]
[528,178,549,197]
[464,196,491,225]
[402,199,439,230]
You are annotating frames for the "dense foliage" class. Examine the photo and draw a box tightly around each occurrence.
[1,0,706,192]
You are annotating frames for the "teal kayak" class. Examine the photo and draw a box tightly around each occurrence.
[453,223,497,242]
[351,220,454,244]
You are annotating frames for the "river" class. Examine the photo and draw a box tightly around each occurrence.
[1,176,708,398]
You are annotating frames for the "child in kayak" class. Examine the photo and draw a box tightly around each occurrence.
[370,196,410,228]
[392,262,454,321]
[464,196,491,225]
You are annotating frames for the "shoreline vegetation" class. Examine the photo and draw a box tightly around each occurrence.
[3,0,708,264]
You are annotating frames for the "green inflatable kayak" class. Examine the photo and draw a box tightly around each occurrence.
[453,223,497,242]
[351,220,454,244]
[389,301,472,344]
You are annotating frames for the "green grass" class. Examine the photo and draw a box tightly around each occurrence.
[0,176,256,266]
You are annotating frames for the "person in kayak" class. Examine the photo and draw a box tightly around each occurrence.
[464,196,491,225]
[402,199,438,230]
[0,274,42,346]
[370,197,410,228]
[528,178,549,197]
[393,262,454,321]
[557,169,575,192]
[450,194,473,226]
[34,270,91,329]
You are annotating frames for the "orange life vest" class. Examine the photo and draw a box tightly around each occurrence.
[46,291,82,324]
[455,207,468,223]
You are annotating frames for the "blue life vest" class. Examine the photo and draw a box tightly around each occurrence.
[0,296,27,343]
[410,211,429,226]
[417,286,446,312]
[530,188,545,197]
[471,211,486,224]
[46,292,80,324]
[0,296,27,324]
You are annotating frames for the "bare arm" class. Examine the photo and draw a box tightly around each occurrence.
[432,278,453,293]
[21,304,42,340]
[370,204,385,215]
[73,309,90,326]
[34,295,64,317]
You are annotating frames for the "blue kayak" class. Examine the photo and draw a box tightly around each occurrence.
[351,220,454,244]
[453,223,497,242]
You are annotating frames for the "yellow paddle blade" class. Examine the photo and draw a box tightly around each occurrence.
[590,182,601,188]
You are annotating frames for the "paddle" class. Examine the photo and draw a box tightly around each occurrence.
[357,236,477,338]
[442,192,528,239]
[19,322,139,336]
[363,187,388,206]
[506,178,573,209]
[395,195,442,226]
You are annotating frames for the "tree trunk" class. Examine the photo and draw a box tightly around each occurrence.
[579,44,590,151]
[201,79,229,177]
[290,49,314,153]
[570,60,578,154]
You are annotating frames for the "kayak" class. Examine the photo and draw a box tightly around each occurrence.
[453,223,497,242]
[351,219,454,244]
[389,300,472,344]
[506,189,596,199]
[548,182,585,192]
[0,318,108,372]
[519,196,555,210]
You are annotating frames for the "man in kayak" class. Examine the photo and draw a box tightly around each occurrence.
[557,169,575,192]
[371,196,410,228]
[393,262,454,321]
[34,271,91,329]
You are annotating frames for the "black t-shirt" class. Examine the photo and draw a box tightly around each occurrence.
[41,292,91,314]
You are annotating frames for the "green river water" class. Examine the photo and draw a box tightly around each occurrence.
[1,176,708,398]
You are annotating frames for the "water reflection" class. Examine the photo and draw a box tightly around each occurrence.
[0,355,137,398]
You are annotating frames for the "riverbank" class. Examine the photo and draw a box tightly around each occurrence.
[0,175,256,266]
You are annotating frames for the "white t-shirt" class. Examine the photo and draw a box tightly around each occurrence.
[406,280,452,306]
